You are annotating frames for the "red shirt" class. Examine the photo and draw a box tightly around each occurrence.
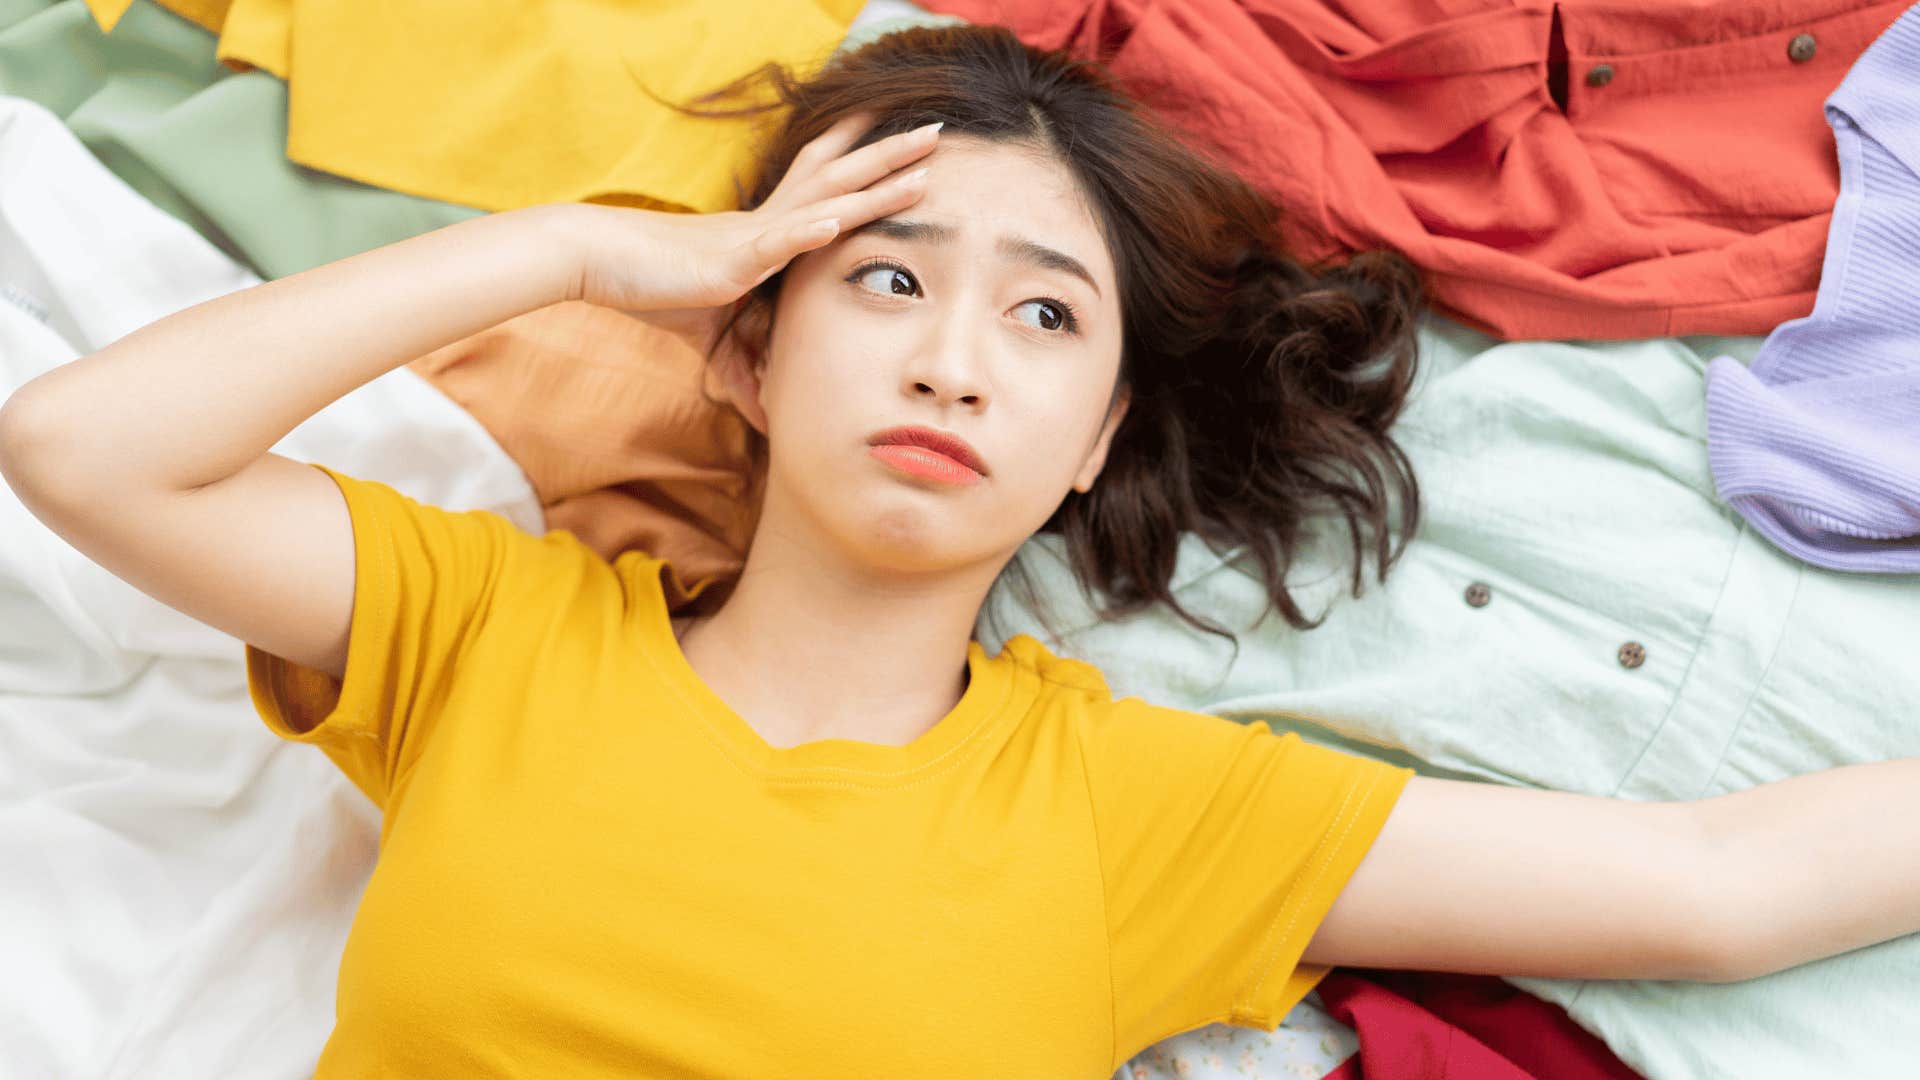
[922,0,1908,339]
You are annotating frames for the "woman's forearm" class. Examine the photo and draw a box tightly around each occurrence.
[1699,756,1920,978]
[0,203,581,497]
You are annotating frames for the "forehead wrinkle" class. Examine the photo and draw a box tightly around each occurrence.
[848,216,1105,299]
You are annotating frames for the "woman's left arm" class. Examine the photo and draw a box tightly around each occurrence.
[1300,760,1920,983]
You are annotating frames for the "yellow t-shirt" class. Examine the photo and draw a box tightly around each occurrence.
[246,464,1414,1077]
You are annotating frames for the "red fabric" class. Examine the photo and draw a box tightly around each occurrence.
[920,0,1909,340]
[1313,971,1644,1080]
[1323,1060,1362,1080]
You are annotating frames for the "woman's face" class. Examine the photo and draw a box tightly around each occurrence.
[728,134,1129,577]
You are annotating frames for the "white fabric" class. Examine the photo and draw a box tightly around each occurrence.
[0,95,542,1078]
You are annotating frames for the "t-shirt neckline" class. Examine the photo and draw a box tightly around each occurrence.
[626,554,1018,780]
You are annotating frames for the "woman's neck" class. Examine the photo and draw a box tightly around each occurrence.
[671,529,1006,750]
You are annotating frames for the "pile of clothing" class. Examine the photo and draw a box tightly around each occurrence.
[2,1,1917,1077]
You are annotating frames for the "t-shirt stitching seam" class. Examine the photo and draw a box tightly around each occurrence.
[320,470,380,737]
[633,549,1029,776]
[1235,775,1376,1023]
[382,498,552,810]
[746,687,1027,792]
[1031,669,1106,694]
[633,579,1022,787]
[274,465,377,741]
[755,670,1017,786]
[645,657,768,780]
[1112,738,1380,1052]
[642,661,1019,789]
[1071,715,1121,1072]
[363,486,408,799]
[1234,775,1372,1019]
[264,642,292,729]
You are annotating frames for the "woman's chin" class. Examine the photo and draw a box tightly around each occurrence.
[816,504,1003,578]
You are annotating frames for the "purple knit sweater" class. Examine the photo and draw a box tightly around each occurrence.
[1705,5,1920,573]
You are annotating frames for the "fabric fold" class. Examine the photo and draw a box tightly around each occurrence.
[80,0,864,213]
[921,0,1908,339]
[1706,3,1920,572]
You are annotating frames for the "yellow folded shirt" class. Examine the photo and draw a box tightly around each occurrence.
[83,0,865,213]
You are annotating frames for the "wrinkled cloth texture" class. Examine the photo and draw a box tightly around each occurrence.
[920,0,1908,340]
[80,0,865,214]
[1315,971,1643,1080]
[0,0,483,281]
[1706,3,1920,572]
[0,92,538,1079]
[405,301,762,600]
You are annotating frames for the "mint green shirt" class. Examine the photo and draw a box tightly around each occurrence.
[983,316,1920,1080]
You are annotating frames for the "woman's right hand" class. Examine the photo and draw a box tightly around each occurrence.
[559,114,944,347]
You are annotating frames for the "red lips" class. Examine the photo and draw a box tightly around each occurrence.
[865,426,990,476]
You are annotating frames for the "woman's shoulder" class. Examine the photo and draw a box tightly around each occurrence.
[987,633,1272,745]
[325,465,665,625]
[987,633,1115,698]
[986,633,1209,742]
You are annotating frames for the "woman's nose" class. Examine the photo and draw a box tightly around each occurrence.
[904,308,990,408]
[910,377,983,406]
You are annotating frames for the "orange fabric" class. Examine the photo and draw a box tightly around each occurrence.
[923,0,1910,340]
[404,302,761,609]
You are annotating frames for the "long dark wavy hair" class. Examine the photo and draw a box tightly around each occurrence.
[692,23,1424,647]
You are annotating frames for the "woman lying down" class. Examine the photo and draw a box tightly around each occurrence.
[3,24,1916,1079]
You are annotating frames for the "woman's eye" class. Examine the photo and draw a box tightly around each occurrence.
[853,264,920,297]
[1012,299,1074,333]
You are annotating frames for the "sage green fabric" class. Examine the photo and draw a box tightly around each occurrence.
[0,0,481,280]
[980,317,1920,1080]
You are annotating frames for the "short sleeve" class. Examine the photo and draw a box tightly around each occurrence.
[1080,699,1414,1060]
[244,463,530,810]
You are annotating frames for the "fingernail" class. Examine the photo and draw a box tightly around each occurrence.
[900,167,929,185]
[917,121,944,138]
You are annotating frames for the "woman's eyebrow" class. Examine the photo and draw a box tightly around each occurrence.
[849,217,953,244]
[846,217,1102,298]
[998,235,1101,298]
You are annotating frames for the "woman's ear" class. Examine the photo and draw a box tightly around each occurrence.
[713,303,772,435]
[1071,386,1131,493]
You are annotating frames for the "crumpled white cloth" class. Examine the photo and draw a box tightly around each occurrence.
[0,94,542,1078]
